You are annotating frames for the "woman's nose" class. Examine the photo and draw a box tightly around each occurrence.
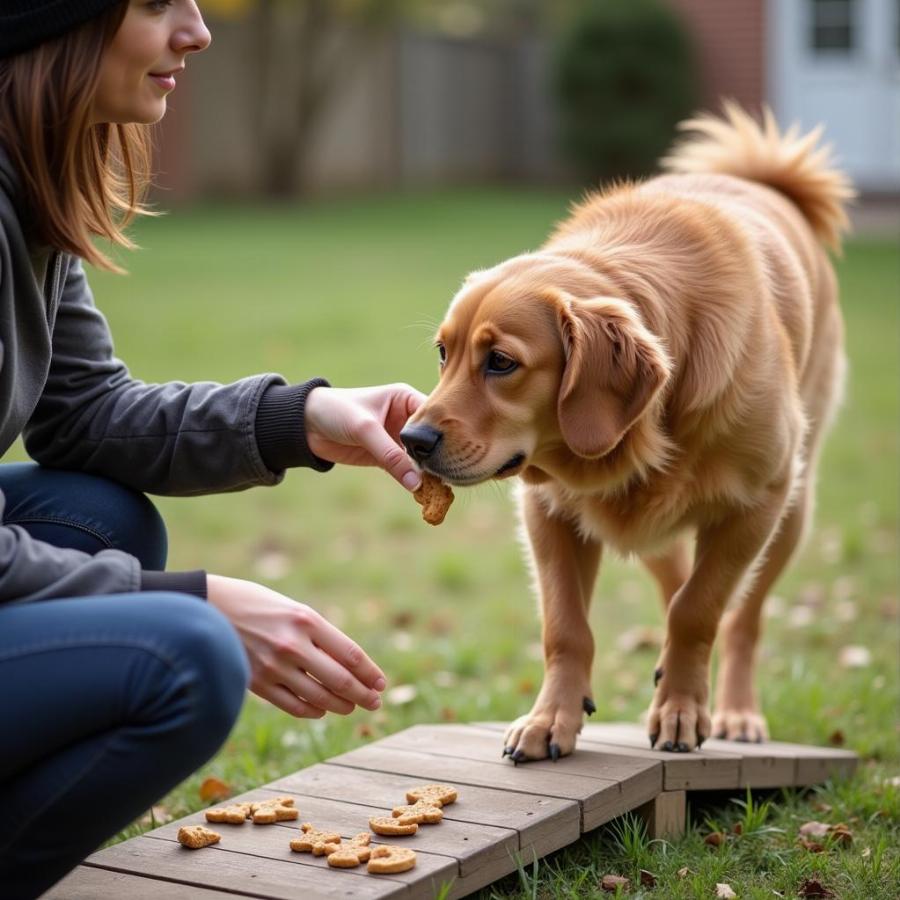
[173,1,212,54]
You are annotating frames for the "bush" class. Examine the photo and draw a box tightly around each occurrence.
[552,0,698,184]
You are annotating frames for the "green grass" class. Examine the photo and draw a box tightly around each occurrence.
[37,189,899,896]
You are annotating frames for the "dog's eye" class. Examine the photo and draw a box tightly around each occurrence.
[436,343,447,366]
[487,350,517,374]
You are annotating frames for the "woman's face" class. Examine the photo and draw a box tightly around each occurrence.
[92,0,211,124]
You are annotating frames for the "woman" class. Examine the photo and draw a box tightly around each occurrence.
[0,2,424,895]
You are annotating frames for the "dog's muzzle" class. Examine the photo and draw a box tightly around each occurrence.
[399,422,443,464]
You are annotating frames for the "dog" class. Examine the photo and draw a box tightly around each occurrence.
[400,103,853,759]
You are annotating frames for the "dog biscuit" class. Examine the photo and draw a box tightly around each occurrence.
[392,800,443,825]
[290,822,342,853]
[369,815,418,836]
[325,833,372,867]
[405,784,458,807]
[413,473,454,525]
[205,804,250,825]
[367,845,417,874]
[251,798,298,824]
[177,825,221,849]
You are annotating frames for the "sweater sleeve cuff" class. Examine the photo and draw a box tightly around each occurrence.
[140,569,208,599]
[255,378,335,473]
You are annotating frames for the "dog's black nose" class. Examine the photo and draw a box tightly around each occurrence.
[400,423,443,463]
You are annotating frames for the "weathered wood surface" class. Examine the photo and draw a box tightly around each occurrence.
[54,722,858,900]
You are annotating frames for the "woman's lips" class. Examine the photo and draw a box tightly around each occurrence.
[149,73,177,91]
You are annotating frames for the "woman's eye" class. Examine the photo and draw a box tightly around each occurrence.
[437,343,447,365]
[487,350,517,374]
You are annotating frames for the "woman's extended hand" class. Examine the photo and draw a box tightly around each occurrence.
[304,384,425,491]
[207,574,386,719]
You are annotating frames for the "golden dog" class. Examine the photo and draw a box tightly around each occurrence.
[400,104,853,759]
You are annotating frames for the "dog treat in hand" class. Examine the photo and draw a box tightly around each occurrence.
[367,845,417,874]
[413,473,454,525]
[369,815,418,836]
[405,783,458,807]
[177,825,221,849]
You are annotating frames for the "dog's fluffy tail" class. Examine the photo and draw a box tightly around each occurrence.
[661,100,855,251]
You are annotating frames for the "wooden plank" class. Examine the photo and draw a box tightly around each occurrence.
[579,723,857,787]
[86,833,446,900]
[45,865,254,899]
[268,762,581,861]
[377,724,662,828]
[145,786,517,881]
[633,790,686,841]
[327,740,638,832]
[472,721,742,791]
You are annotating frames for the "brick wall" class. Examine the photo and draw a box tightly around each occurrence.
[668,0,766,112]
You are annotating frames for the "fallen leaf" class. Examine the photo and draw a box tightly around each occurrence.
[731,821,744,835]
[616,625,663,654]
[704,831,726,847]
[716,884,737,899]
[798,837,825,852]
[354,723,374,739]
[601,874,630,892]
[798,878,835,898]
[639,869,657,887]
[827,729,845,746]
[385,684,417,705]
[812,801,833,814]
[838,645,871,668]
[440,706,457,721]
[861,847,871,859]
[799,821,831,838]
[830,823,853,846]
[199,776,230,802]
[677,866,691,878]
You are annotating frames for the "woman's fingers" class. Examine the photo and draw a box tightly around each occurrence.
[252,681,327,720]
[278,668,356,716]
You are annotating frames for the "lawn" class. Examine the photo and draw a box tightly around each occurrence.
[56,189,899,896]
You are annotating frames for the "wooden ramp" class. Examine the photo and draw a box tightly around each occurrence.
[48,722,858,900]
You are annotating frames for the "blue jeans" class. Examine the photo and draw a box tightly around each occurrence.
[0,464,250,899]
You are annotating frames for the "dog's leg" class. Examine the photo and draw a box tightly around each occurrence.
[712,480,810,742]
[648,478,793,752]
[503,490,602,762]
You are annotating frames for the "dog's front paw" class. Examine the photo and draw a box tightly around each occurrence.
[647,666,711,752]
[502,694,594,763]
[711,707,769,743]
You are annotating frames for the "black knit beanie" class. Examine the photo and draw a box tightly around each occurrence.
[0,0,125,59]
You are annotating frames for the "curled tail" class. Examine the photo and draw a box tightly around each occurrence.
[661,100,855,251]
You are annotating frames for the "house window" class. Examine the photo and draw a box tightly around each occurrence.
[810,0,856,52]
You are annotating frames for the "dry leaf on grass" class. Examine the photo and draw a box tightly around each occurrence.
[838,645,871,668]
[639,870,657,887]
[798,878,835,898]
[704,831,727,847]
[799,822,831,839]
[199,776,230,803]
[677,866,692,878]
[715,884,737,898]
[600,874,630,892]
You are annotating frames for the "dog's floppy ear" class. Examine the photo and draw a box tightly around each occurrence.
[556,297,672,458]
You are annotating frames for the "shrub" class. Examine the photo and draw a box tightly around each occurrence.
[552,0,698,184]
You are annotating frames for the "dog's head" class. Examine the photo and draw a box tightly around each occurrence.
[401,255,672,486]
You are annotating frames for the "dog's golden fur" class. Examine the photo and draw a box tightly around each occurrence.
[405,104,853,758]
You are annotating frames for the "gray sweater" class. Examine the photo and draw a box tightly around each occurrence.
[0,147,330,605]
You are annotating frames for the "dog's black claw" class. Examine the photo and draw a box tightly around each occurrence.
[582,696,596,716]
[675,741,689,753]
[714,732,727,740]
[649,732,659,748]
[662,740,675,752]
[735,734,750,743]
[755,735,764,744]
[697,736,705,749]
[549,742,561,762]
[511,749,526,765]
[502,746,513,758]
[653,667,664,687]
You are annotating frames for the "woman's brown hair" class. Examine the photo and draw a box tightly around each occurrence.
[0,2,154,272]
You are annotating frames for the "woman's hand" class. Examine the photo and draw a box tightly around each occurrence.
[304,384,425,491]
[207,574,386,719]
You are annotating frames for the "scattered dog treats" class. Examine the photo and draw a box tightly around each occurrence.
[413,473,454,525]
[177,825,221,849]
[405,784,458,807]
[205,803,252,824]
[251,797,297,824]
[324,833,372,868]
[391,800,443,825]
[367,845,417,874]
[290,822,342,854]
[369,815,418,836]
